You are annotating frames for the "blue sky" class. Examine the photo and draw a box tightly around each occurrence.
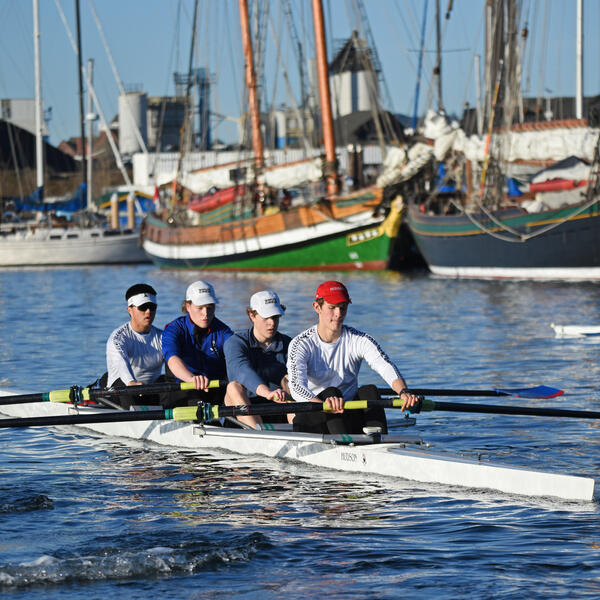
[0,0,598,147]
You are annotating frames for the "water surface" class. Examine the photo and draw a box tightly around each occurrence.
[1,266,600,598]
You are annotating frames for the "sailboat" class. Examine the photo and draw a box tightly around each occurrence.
[0,0,148,267]
[402,0,600,280]
[141,0,401,271]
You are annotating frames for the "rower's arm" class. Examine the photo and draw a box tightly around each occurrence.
[167,356,199,383]
[224,334,265,395]
[286,337,317,402]
[390,378,408,395]
[106,332,137,386]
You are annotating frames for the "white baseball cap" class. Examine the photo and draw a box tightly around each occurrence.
[250,290,285,318]
[186,280,218,305]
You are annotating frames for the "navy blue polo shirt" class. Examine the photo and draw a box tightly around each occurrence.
[162,314,233,381]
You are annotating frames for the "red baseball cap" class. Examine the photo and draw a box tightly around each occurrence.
[315,281,351,304]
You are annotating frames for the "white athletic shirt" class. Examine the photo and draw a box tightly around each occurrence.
[287,324,402,402]
[106,322,163,387]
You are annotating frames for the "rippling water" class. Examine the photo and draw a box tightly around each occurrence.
[1,266,600,598]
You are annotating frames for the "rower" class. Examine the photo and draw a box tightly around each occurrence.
[224,290,293,429]
[161,280,232,409]
[103,283,164,408]
[287,280,419,434]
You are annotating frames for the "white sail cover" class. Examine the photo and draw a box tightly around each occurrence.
[376,144,434,188]
[425,110,599,163]
[264,158,322,189]
[180,165,255,194]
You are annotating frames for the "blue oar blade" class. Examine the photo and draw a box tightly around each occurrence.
[493,385,564,399]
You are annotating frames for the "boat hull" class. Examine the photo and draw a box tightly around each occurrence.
[407,202,600,280]
[142,189,401,271]
[0,227,149,267]
[551,324,600,338]
[0,395,594,502]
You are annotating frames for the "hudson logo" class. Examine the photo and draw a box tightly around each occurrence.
[340,452,357,462]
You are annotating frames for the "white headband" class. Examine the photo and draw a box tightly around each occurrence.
[127,292,157,307]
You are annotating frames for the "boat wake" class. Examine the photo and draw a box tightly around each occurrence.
[0,531,268,588]
[0,490,53,514]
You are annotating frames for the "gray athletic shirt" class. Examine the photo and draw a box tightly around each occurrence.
[106,322,163,386]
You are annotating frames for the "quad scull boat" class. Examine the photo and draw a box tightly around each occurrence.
[0,389,594,502]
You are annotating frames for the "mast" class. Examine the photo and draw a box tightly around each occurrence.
[311,0,338,197]
[238,0,264,185]
[413,0,428,129]
[170,0,199,204]
[576,0,583,119]
[75,0,87,194]
[33,0,44,195]
[434,0,444,113]
[86,58,96,210]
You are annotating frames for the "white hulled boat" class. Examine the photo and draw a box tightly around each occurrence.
[0,390,594,503]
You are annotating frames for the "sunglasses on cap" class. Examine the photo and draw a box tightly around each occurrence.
[136,303,157,312]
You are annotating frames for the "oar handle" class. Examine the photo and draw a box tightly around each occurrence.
[0,380,225,407]
[203,398,408,421]
[92,379,224,400]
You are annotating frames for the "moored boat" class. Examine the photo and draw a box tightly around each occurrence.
[141,0,403,272]
[399,0,600,281]
[0,390,594,502]
[0,224,147,267]
[142,191,400,270]
[551,324,600,338]
[407,199,600,280]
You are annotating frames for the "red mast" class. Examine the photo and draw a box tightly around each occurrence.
[311,0,338,197]
[239,0,264,189]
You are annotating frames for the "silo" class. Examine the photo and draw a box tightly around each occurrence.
[273,110,287,149]
[118,92,148,155]
[356,70,377,112]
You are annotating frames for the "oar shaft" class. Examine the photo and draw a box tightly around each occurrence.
[379,385,563,399]
[0,409,169,429]
[0,393,45,406]
[418,399,600,419]
[381,388,508,397]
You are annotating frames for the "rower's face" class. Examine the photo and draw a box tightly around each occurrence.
[314,301,348,328]
[128,303,157,333]
[250,312,280,340]
[187,302,215,328]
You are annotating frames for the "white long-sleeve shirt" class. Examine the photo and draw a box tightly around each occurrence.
[287,324,402,402]
[106,322,163,387]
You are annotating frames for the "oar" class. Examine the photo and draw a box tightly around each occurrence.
[378,385,563,399]
[1,396,599,429]
[0,402,301,429]
[412,398,600,419]
[0,380,224,406]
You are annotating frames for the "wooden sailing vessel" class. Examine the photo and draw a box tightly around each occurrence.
[402,0,600,280]
[141,0,401,271]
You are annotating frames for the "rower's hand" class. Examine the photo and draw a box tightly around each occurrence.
[190,374,210,391]
[266,388,288,403]
[127,380,143,386]
[324,395,344,413]
[400,390,419,412]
